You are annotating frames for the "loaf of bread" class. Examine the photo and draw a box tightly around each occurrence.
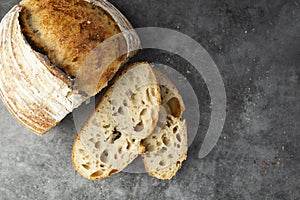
[20,0,139,95]
[72,62,161,180]
[141,70,187,180]
[0,0,140,134]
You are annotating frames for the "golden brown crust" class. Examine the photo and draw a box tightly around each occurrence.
[0,0,139,135]
[20,0,128,95]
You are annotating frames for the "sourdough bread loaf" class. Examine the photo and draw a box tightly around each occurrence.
[0,0,140,134]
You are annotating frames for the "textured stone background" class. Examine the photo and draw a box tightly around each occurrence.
[0,0,299,199]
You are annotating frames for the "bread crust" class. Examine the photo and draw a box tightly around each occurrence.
[0,6,88,135]
[0,0,140,135]
[19,0,140,96]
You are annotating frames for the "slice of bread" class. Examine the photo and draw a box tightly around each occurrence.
[72,62,161,180]
[141,70,187,180]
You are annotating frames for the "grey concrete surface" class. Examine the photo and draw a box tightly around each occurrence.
[0,0,299,199]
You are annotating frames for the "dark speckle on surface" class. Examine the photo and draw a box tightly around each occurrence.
[0,0,299,199]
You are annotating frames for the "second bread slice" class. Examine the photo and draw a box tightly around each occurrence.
[72,62,160,180]
[141,70,188,180]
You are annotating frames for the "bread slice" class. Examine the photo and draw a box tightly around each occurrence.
[19,0,140,95]
[141,70,187,180]
[72,62,161,180]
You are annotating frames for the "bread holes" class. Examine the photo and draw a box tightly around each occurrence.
[160,147,167,153]
[134,121,144,132]
[168,154,173,159]
[72,56,78,62]
[114,154,118,160]
[78,149,84,154]
[90,171,103,179]
[159,161,166,166]
[108,169,118,176]
[176,133,181,143]
[166,98,181,117]
[118,107,124,115]
[82,163,90,170]
[118,146,122,154]
[100,164,105,168]
[173,126,178,134]
[176,161,181,167]
[166,120,171,128]
[130,93,137,102]
[126,89,133,97]
[103,124,110,129]
[126,140,131,150]
[95,141,101,149]
[111,129,121,143]
[146,88,151,102]
[176,144,180,148]
[146,145,155,152]
[123,99,128,107]
[89,138,95,143]
[140,108,147,117]
[162,134,171,147]
[104,130,110,137]
[100,150,109,163]
[150,88,156,97]
[165,89,169,95]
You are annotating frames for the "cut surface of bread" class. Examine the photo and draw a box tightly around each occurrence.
[141,70,187,180]
[19,0,139,95]
[72,62,161,180]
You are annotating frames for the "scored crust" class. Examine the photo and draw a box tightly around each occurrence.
[72,62,161,180]
[0,6,87,135]
[19,0,140,96]
[0,0,140,135]
[141,69,188,180]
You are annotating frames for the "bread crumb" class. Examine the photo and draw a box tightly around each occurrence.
[263,161,270,168]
